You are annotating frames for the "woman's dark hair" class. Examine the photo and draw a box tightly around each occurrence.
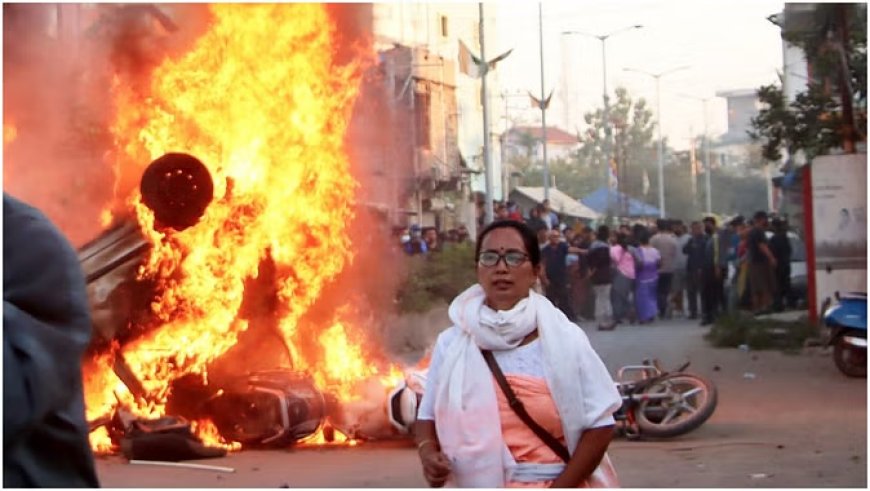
[596,225,610,242]
[638,229,651,245]
[475,220,541,267]
[616,232,629,250]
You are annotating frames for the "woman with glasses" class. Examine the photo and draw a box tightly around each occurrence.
[414,220,621,488]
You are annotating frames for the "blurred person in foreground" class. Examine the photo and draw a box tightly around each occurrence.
[3,193,99,487]
[414,220,621,487]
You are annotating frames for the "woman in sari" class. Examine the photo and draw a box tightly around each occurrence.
[414,220,622,488]
[634,232,661,324]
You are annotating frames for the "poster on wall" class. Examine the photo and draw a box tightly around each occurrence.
[811,154,868,312]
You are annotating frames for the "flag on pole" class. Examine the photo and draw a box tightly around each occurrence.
[608,158,618,191]
[529,89,554,110]
[458,40,513,79]
[642,169,650,195]
[458,40,483,78]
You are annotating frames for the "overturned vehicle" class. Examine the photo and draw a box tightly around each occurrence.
[81,153,418,455]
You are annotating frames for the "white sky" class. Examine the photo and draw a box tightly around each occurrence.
[491,0,786,150]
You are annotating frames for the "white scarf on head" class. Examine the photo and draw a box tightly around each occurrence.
[432,284,615,487]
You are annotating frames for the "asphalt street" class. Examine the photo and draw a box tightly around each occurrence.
[95,317,867,487]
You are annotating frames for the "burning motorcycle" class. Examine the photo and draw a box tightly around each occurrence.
[821,292,867,378]
[386,359,717,440]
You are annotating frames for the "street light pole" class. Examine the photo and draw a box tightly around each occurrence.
[539,2,550,201]
[655,76,664,218]
[479,3,494,225]
[677,93,713,214]
[562,25,642,219]
[623,65,690,219]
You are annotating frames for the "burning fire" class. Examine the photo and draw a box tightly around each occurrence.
[83,4,402,451]
[3,120,17,147]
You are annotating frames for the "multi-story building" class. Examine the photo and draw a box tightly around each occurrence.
[367,3,505,232]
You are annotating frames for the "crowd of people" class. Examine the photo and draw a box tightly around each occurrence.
[402,199,797,331]
[542,210,795,330]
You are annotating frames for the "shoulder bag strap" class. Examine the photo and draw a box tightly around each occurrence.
[480,349,571,463]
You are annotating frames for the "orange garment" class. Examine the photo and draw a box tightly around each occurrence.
[495,374,619,488]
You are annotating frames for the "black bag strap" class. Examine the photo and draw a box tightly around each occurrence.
[480,349,571,463]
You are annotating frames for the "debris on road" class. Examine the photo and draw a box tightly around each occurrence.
[129,459,236,473]
[750,473,771,479]
[743,372,757,379]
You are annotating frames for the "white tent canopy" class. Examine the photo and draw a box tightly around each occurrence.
[511,186,600,220]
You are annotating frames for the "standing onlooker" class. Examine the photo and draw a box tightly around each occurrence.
[769,218,792,311]
[588,225,615,330]
[526,205,548,236]
[650,219,678,318]
[574,227,596,321]
[541,229,583,321]
[506,201,524,222]
[683,221,707,320]
[456,224,471,243]
[610,232,636,325]
[671,221,690,317]
[4,193,100,487]
[726,216,747,311]
[495,202,510,221]
[403,225,429,255]
[542,199,559,230]
[634,231,661,324]
[700,216,725,325]
[747,211,777,314]
[422,226,442,253]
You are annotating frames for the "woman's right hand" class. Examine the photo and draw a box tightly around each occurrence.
[419,444,451,488]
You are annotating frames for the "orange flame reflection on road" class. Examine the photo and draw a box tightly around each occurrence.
[82,4,396,451]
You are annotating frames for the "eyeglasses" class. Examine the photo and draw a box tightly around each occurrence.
[478,251,529,268]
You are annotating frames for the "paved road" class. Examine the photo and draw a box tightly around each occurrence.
[96,318,866,487]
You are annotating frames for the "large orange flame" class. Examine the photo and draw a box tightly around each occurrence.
[83,4,401,451]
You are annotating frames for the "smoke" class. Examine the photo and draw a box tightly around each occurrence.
[3,4,211,246]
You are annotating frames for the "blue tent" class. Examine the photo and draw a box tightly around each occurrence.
[580,187,661,217]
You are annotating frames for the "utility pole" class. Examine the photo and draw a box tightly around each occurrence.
[538,2,550,201]
[624,64,690,218]
[562,24,643,218]
[480,3,494,224]
[678,93,713,214]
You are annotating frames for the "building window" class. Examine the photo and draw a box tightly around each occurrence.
[440,15,448,37]
[415,91,431,149]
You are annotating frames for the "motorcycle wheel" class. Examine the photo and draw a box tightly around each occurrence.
[833,338,867,378]
[634,373,717,438]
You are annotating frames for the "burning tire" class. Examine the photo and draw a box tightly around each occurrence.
[140,152,213,230]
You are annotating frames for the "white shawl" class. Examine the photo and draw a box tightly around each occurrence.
[431,284,620,487]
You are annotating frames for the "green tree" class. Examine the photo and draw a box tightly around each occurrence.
[516,87,662,206]
[751,3,867,162]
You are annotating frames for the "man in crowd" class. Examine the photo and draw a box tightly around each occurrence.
[4,193,100,487]
[683,221,707,320]
[526,205,548,236]
[747,211,777,314]
[541,199,559,230]
[700,216,729,325]
[403,225,428,255]
[671,221,690,317]
[650,219,679,318]
[422,226,442,253]
[769,217,792,311]
[540,229,585,321]
[587,225,615,330]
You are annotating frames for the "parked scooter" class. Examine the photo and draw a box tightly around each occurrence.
[386,360,717,440]
[822,292,867,378]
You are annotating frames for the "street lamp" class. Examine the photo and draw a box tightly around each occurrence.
[677,92,714,214]
[623,65,690,218]
[562,24,642,218]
